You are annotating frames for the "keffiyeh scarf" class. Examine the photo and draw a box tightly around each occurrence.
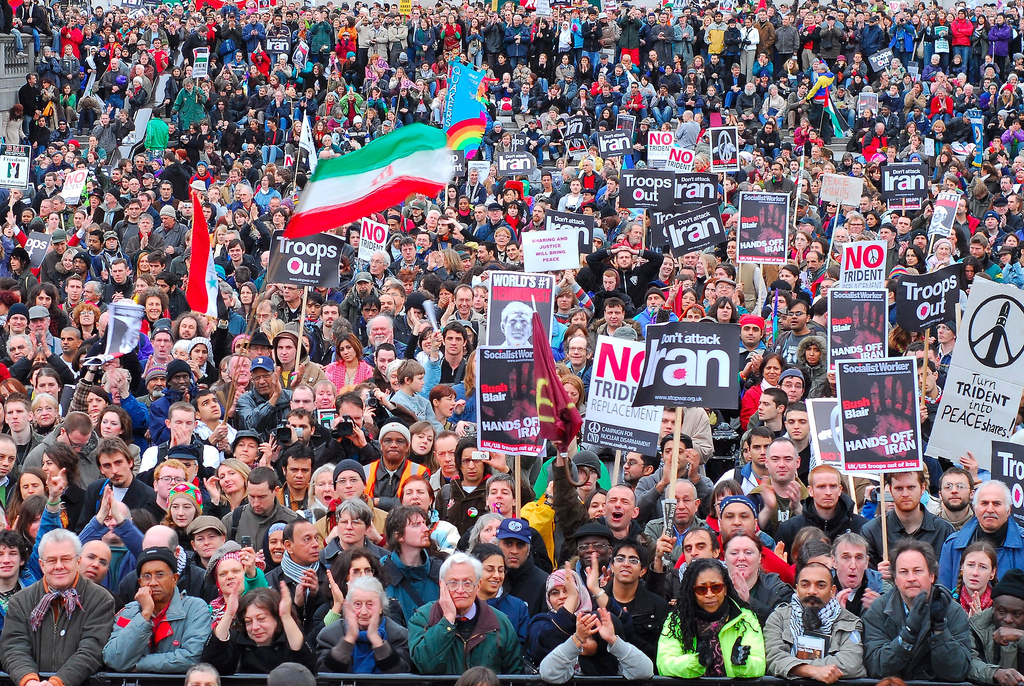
[788,593,843,643]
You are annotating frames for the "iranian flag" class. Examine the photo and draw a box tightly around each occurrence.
[284,124,453,239]
[185,189,219,317]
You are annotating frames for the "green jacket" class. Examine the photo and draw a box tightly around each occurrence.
[409,598,524,675]
[145,117,169,152]
[656,601,767,678]
[969,607,1024,684]
[172,87,207,130]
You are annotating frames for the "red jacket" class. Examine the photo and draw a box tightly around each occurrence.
[951,18,974,46]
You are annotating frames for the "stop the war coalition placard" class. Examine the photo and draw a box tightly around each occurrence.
[737,192,789,265]
[836,357,922,473]
[632,321,740,408]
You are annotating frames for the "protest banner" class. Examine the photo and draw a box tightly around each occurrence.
[836,357,922,473]
[838,240,887,289]
[827,289,888,367]
[894,263,964,332]
[736,192,789,264]
[665,146,695,173]
[992,441,1024,527]
[928,192,960,239]
[358,217,388,263]
[522,231,581,272]
[709,127,740,172]
[495,152,536,177]
[807,398,842,469]
[60,168,88,204]
[597,130,633,158]
[632,321,740,408]
[192,48,210,79]
[868,47,895,72]
[25,232,50,270]
[566,136,589,159]
[476,347,543,455]
[485,271,555,348]
[995,440,1024,528]
[616,113,637,140]
[584,336,662,455]
[84,300,146,366]
[929,279,1024,469]
[545,209,594,255]
[448,149,467,178]
[0,144,30,189]
[819,174,865,207]
[673,173,718,207]
[663,204,728,257]
[647,131,674,167]
[881,163,929,205]
[857,92,879,117]
[566,115,588,138]
[620,169,675,210]
[267,229,344,288]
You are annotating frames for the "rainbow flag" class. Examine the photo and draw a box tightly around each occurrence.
[444,61,488,159]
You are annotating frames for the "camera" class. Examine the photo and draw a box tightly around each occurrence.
[275,425,294,447]
[332,416,355,439]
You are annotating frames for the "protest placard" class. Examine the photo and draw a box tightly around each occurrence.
[836,357,922,473]
[632,322,740,408]
[584,336,662,455]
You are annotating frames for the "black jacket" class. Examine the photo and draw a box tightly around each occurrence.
[776,494,867,553]
[76,476,160,532]
[503,555,550,617]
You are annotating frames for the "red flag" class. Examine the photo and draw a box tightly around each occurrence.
[185,189,219,317]
[532,312,582,451]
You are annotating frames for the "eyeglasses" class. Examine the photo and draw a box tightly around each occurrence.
[159,476,187,485]
[614,555,642,565]
[694,582,726,596]
[577,542,610,553]
[444,580,478,591]
[140,571,172,582]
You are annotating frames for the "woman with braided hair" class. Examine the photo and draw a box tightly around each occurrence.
[657,556,766,678]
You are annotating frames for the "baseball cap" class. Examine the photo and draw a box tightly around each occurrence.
[496,518,531,544]
[251,356,275,372]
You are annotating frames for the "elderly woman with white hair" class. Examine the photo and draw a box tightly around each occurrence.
[315,576,412,673]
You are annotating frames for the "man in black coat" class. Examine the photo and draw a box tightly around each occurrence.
[776,464,867,554]
[498,517,549,617]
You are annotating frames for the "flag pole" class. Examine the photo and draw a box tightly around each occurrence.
[668,406,682,503]
[292,286,308,388]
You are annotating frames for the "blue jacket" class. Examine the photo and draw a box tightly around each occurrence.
[487,590,530,650]
[938,518,1024,589]
[103,591,212,672]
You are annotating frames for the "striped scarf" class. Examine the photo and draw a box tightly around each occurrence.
[29,587,82,630]
[280,551,320,585]
[788,594,842,643]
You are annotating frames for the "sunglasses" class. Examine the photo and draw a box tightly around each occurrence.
[694,583,726,596]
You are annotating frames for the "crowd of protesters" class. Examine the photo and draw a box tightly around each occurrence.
[0,0,1023,682]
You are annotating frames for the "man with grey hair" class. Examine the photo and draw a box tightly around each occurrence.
[408,551,524,674]
[1,529,115,686]
[939,480,1024,589]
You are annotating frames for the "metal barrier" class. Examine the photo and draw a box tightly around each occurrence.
[62,675,979,686]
